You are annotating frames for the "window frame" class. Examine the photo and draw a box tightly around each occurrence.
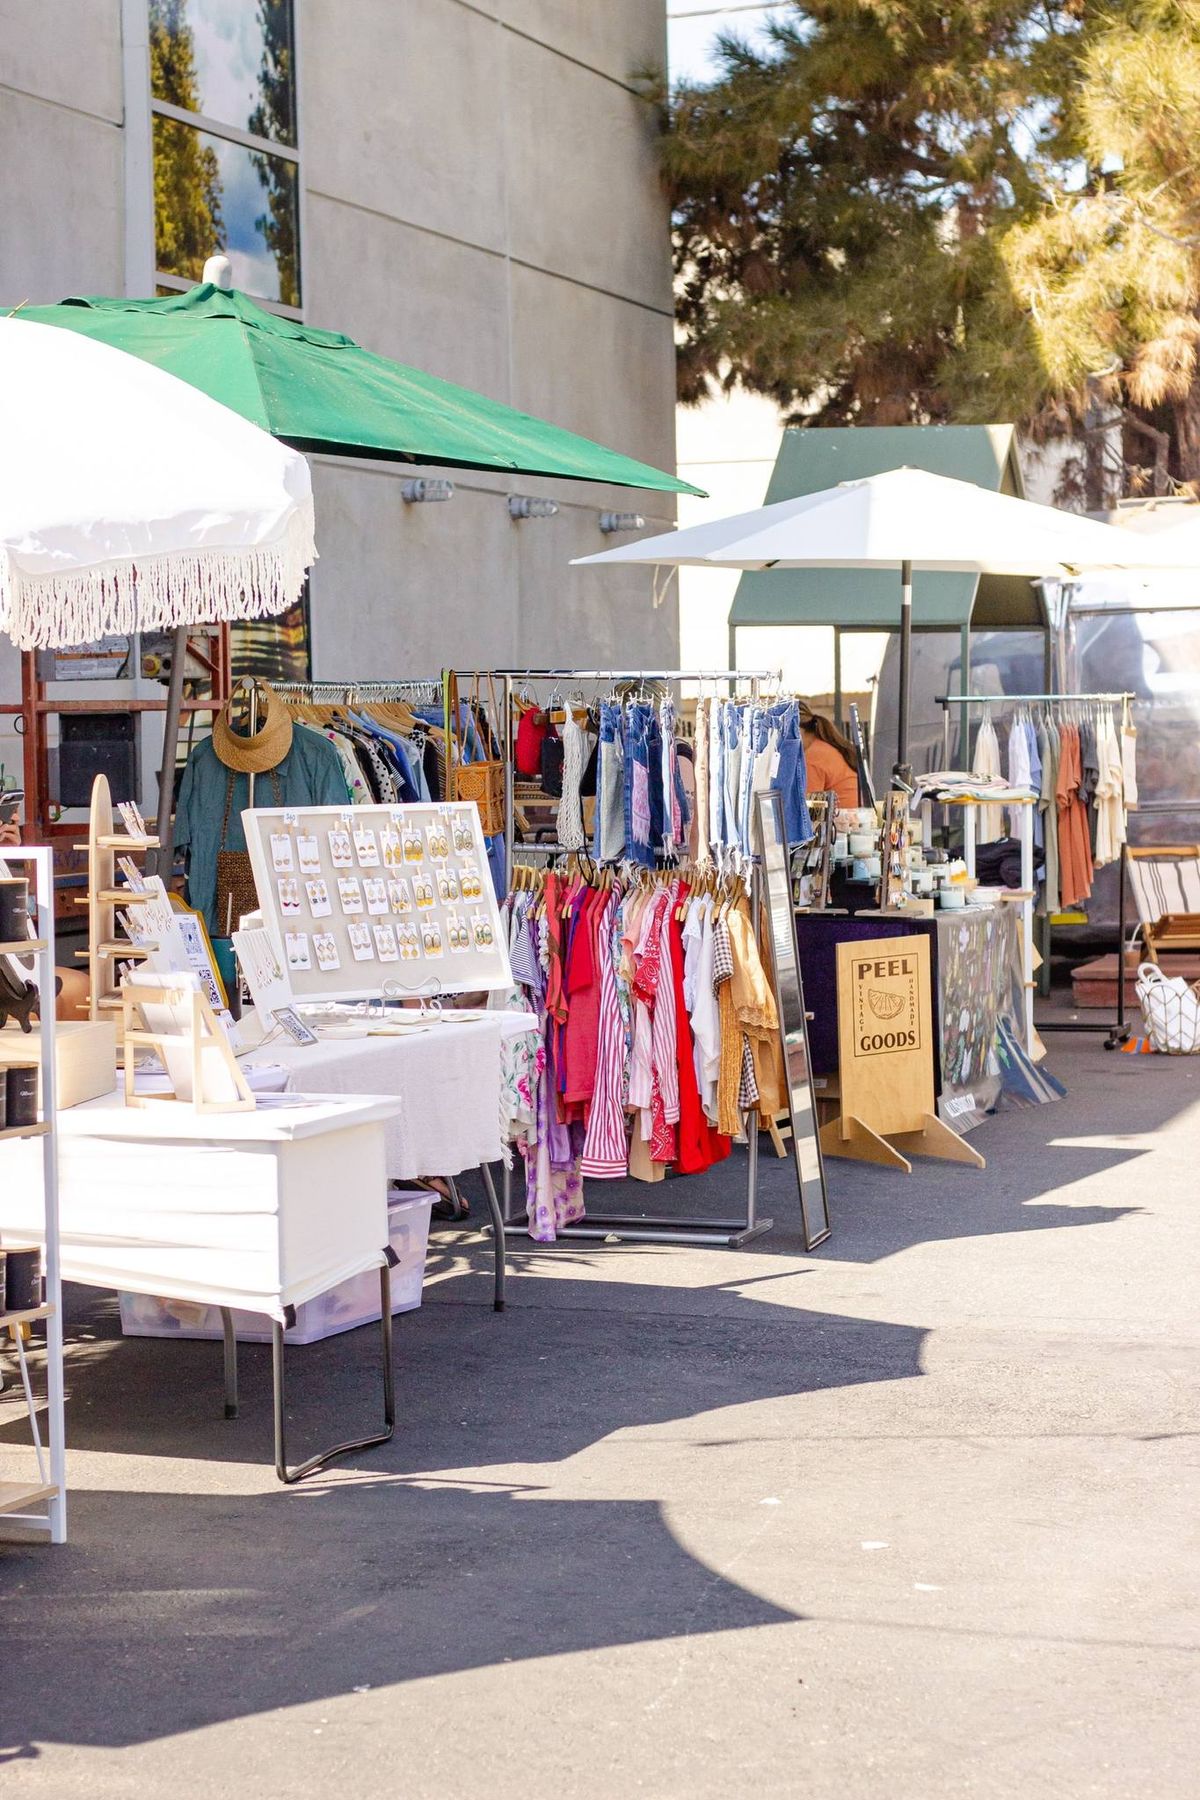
[146,0,305,316]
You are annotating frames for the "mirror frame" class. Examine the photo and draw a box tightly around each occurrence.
[754,788,832,1251]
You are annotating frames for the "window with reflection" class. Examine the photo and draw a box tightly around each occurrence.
[149,0,300,308]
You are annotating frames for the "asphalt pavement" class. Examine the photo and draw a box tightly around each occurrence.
[2,1029,1197,1798]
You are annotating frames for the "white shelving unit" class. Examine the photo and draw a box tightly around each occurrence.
[0,846,66,1543]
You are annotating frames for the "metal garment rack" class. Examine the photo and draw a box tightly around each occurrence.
[445,666,782,1248]
[273,678,443,704]
[937,692,1134,1046]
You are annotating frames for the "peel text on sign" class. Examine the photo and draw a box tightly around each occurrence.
[851,951,921,1058]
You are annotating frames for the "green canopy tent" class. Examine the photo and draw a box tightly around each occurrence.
[727,424,1049,751]
[17,282,700,863]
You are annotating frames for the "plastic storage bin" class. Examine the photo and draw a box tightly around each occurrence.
[119,1188,433,1346]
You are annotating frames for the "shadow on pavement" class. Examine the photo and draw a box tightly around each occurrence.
[0,1285,924,1751]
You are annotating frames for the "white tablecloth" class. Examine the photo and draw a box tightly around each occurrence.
[253,1011,535,1179]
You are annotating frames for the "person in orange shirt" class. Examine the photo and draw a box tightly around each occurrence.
[800,704,861,810]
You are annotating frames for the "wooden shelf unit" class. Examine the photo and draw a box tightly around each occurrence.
[0,1303,52,1328]
[82,775,159,1057]
[0,844,66,1543]
[0,1481,59,1517]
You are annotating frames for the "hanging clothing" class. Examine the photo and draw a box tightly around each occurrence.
[693,700,711,865]
[1007,716,1031,789]
[1056,724,1093,909]
[1122,722,1139,809]
[683,895,721,1122]
[972,716,1004,840]
[668,912,731,1175]
[773,708,813,845]
[1024,718,1043,853]
[558,711,588,851]
[502,871,744,1224]
[727,901,786,1120]
[1093,709,1127,867]
[1038,719,1060,916]
[175,725,349,938]
[322,727,373,804]
[580,893,629,1180]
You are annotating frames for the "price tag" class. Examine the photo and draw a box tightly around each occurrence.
[273,1005,318,1047]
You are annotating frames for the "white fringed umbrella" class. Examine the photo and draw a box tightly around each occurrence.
[0,317,315,651]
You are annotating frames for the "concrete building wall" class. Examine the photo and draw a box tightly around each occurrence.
[299,0,679,677]
[0,0,680,793]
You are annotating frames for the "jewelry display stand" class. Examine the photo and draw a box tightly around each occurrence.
[77,774,160,1055]
[121,974,255,1114]
[795,789,837,911]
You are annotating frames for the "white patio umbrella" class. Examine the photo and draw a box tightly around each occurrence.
[0,316,315,861]
[575,467,1188,772]
[0,317,314,650]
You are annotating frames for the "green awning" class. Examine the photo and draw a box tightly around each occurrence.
[15,285,702,495]
[730,424,1045,630]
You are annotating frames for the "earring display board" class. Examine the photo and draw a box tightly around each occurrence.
[242,801,512,1002]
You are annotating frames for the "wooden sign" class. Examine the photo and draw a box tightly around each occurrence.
[820,932,983,1173]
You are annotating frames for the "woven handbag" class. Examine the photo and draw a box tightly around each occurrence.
[214,767,282,937]
[1136,961,1200,1053]
[451,673,506,836]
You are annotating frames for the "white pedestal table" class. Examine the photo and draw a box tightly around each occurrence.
[0,1090,402,1483]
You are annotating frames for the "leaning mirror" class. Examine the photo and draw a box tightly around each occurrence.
[754,788,832,1250]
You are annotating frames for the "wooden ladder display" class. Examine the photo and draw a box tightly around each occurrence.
[75,774,160,1057]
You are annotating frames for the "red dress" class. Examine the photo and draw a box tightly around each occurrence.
[667,907,731,1175]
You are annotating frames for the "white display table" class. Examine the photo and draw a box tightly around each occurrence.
[1,1090,403,1483]
[252,1011,533,1176]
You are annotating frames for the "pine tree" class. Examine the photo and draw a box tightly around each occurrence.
[1004,0,1200,492]
[661,1,1083,427]
[661,0,1200,497]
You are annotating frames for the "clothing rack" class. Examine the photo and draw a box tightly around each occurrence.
[442,667,780,876]
[936,691,1135,1048]
[445,667,782,1249]
[274,678,443,705]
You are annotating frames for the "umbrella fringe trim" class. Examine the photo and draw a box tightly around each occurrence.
[0,500,316,651]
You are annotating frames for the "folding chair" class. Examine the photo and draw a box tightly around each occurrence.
[1125,845,1200,965]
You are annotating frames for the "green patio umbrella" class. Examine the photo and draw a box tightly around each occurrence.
[19,284,700,492]
[18,282,699,870]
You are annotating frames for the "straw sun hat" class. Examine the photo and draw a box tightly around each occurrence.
[211,681,293,773]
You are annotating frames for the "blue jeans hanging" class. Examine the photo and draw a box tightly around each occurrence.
[624,703,655,868]
[771,702,813,846]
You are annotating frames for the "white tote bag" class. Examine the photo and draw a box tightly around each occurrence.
[1136,962,1200,1053]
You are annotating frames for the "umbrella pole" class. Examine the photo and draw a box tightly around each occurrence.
[894,559,913,786]
[151,624,188,878]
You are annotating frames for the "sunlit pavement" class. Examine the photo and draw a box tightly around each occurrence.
[2,1032,1198,1799]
